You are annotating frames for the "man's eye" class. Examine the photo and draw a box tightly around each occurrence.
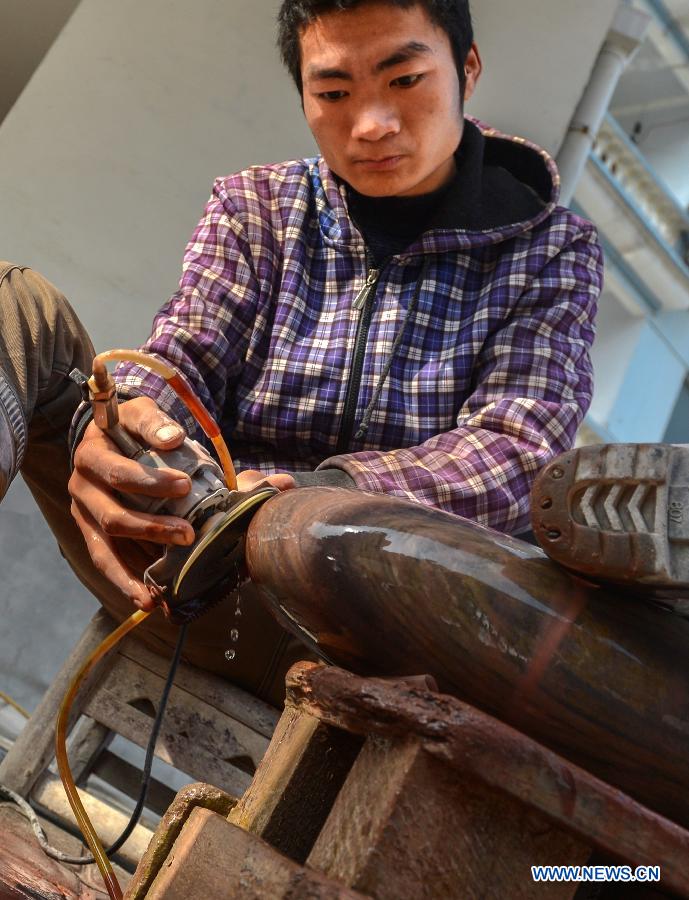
[318,90,348,102]
[391,74,424,88]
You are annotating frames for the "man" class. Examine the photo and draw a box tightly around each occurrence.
[0,0,603,702]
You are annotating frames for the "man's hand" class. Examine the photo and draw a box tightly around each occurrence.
[69,396,195,610]
[69,397,296,610]
[235,469,296,493]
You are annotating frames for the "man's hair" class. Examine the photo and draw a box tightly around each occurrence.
[277,0,474,97]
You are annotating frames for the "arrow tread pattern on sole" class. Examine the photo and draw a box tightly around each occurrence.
[571,482,656,535]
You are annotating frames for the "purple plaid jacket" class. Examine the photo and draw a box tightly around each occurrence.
[116,119,602,534]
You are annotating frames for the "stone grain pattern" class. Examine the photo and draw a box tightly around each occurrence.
[286,663,689,899]
[245,487,689,828]
[308,735,589,900]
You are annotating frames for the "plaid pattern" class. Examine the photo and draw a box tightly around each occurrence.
[116,120,602,534]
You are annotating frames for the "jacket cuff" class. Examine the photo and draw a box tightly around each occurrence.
[68,401,95,471]
[291,468,356,489]
[0,372,27,477]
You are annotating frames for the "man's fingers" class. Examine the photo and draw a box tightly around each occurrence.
[70,500,154,610]
[70,472,195,545]
[264,473,297,491]
[74,428,191,498]
[69,394,196,610]
[118,396,187,450]
[236,469,296,492]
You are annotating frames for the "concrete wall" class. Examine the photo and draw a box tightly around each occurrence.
[470,0,619,155]
[0,0,315,349]
[637,123,689,207]
[0,0,81,123]
[0,0,621,346]
[588,292,689,443]
[0,0,621,347]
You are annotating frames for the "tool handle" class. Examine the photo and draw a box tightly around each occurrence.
[105,423,147,460]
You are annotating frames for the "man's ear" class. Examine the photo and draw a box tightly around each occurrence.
[463,43,482,103]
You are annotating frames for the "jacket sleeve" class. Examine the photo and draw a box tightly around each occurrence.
[317,226,603,534]
[113,183,263,437]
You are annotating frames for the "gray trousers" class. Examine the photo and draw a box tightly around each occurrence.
[0,262,307,707]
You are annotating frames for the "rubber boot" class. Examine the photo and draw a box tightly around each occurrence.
[530,443,689,614]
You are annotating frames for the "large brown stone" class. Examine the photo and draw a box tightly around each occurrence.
[246,487,689,829]
[309,736,589,900]
[285,663,689,899]
[229,705,362,864]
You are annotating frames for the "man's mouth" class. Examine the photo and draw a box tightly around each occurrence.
[354,155,405,171]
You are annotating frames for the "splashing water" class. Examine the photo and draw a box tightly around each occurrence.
[224,579,242,662]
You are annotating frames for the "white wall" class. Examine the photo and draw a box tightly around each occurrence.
[469,0,619,155]
[0,0,80,123]
[588,293,689,442]
[638,123,689,207]
[0,0,316,349]
[588,290,645,429]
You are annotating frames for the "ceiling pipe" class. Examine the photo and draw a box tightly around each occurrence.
[557,3,651,207]
[644,0,689,61]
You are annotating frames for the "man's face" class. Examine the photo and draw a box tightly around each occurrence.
[300,1,481,197]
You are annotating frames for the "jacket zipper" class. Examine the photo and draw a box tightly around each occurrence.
[336,260,386,453]
[351,266,380,311]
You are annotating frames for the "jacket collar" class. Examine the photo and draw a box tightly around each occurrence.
[312,117,561,253]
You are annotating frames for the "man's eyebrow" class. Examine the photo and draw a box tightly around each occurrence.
[304,41,433,83]
[305,65,353,83]
[374,41,433,72]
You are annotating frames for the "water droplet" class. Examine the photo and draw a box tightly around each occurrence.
[224,649,236,661]
[230,628,239,642]
[234,607,242,617]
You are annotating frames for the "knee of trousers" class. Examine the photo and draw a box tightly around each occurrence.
[0,262,93,348]
[0,262,93,492]
[0,261,94,416]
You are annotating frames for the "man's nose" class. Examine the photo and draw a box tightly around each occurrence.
[351,103,400,142]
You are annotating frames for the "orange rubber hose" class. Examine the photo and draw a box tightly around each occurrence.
[55,610,151,900]
[93,351,237,489]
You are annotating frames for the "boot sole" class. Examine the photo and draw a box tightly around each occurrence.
[530,444,689,613]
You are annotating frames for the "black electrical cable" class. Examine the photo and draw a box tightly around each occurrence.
[104,621,189,858]
[0,623,189,866]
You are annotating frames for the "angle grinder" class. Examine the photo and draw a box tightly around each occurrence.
[70,366,276,624]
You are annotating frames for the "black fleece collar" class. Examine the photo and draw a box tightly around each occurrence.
[346,119,549,261]
[430,119,548,231]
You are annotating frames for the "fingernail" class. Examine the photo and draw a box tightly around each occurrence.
[172,531,194,546]
[170,477,190,495]
[157,424,181,442]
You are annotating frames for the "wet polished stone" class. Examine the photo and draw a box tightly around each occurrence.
[246,486,689,829]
